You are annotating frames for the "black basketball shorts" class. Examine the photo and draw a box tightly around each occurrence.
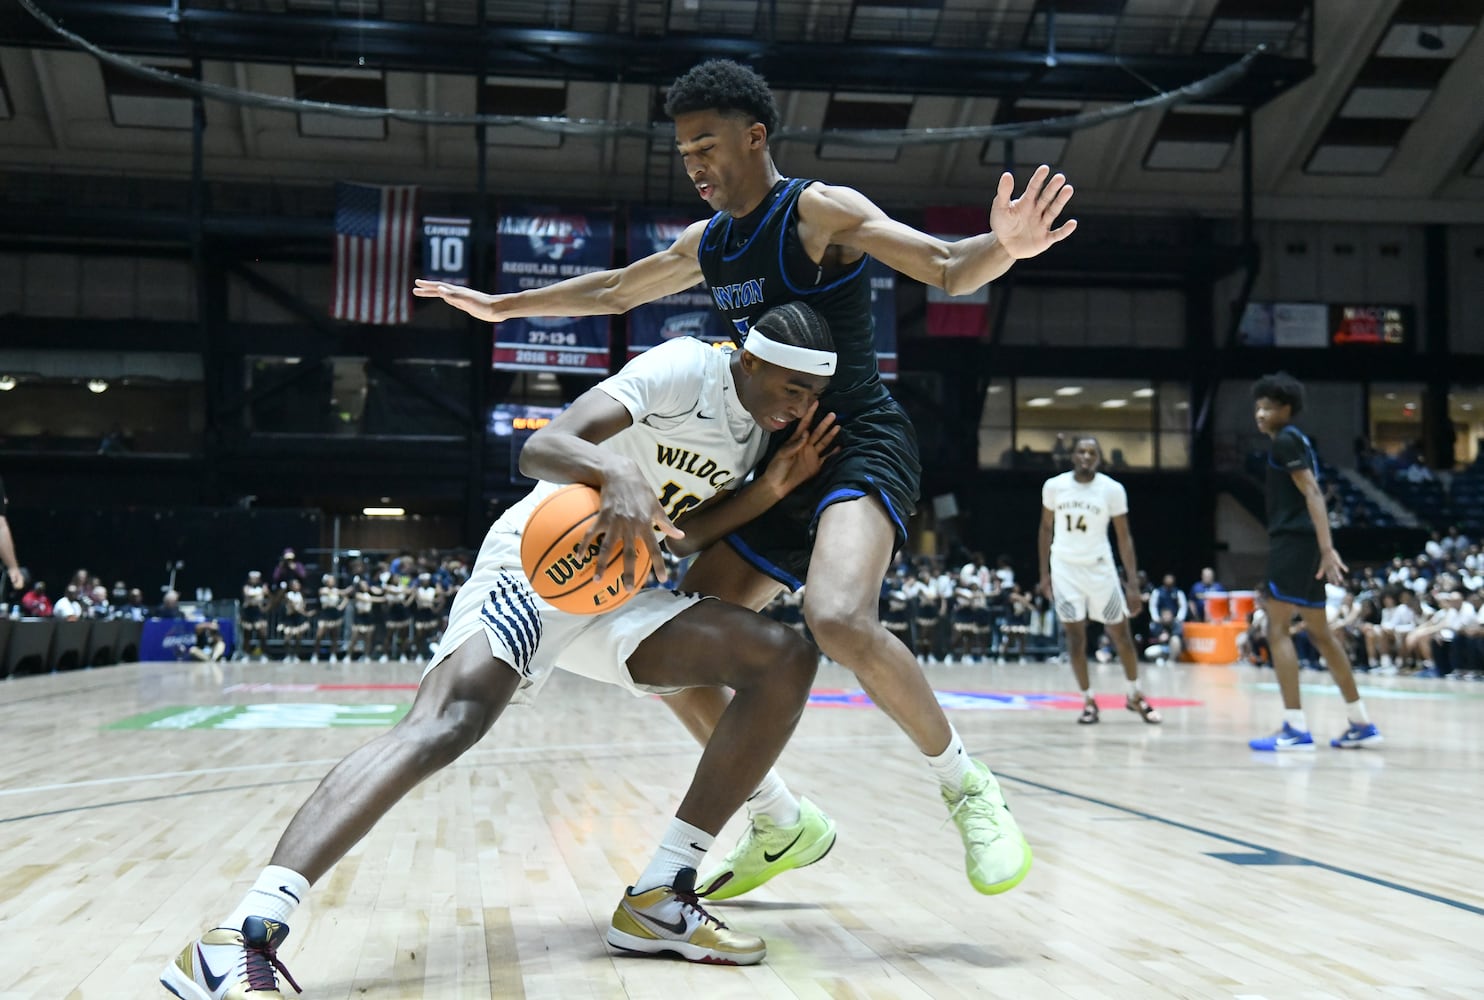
[1264,531,1327,608]
[725,398,921,590]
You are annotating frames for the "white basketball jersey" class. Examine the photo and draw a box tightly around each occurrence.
[1042,471,1128,565]
[495,337,768,536]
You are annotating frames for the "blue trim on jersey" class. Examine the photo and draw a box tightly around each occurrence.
[1264,579,1326,608]
[776,183,869,295]
[724,532,804,591]
[720,178,798,262]
[1267,426,1320,478]
[699,213,727,254]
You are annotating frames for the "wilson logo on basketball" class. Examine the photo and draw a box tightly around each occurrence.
[520,484,652,614]
[543,538,604,587]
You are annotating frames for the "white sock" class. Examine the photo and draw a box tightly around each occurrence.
[634,818,713,893]
[1346,699,1370,725]
[746,769,801,827]
[926,727,974,792]
[225,865,309,930]
[1125,679,1141,698]
[1283,708,1308,732]
[1079,686,1093,703]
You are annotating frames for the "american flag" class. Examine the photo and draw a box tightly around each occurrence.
[332,182,418,324]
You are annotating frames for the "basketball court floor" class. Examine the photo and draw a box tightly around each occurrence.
[3,655,1480,999]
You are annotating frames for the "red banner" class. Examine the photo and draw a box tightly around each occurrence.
[924,205,989,339]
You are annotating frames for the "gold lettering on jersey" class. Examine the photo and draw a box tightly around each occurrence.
[655,444,734,488]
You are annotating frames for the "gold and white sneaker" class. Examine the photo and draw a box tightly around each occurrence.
[606,867,765,965]
[160,916,300,999]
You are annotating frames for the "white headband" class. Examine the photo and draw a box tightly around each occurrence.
[742,328,836,376]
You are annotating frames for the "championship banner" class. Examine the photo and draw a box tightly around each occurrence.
[493,209,613,373]
[868,257,898,380]
[421,216,471,285]
[626,208,734,356]
[924,205,990,338]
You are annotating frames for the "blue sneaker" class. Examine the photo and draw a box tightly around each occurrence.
[1330,722,1383,748]
[1249,722,1315,751]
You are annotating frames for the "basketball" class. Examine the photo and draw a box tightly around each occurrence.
[519,483,652,614]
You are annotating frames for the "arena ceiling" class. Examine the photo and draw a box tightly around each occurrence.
[0,0,1482,222]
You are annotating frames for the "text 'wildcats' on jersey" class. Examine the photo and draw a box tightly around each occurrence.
[1042,471,1128,565]
[496,337,768,543]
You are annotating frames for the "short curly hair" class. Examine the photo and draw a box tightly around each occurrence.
[664,59,779,138]
[1252,371,1305,415]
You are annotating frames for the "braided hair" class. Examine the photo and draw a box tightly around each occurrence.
[664,59,780,138]
[751,301,834,354]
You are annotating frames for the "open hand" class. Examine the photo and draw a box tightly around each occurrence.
[990,165,1078,260]
[413,279,503,322]
[759,402,840,499]
[1317,547,1348,586]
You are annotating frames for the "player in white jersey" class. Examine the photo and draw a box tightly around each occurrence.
[1037,436,1161,725]
[162,303,842,999]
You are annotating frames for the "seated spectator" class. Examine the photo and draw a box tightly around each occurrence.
[1143,608,1184,663]
[87,585,111,619]
[1236,594,1270,666]
[52,585,84,621]
[20,581,52,617]
[1189,567,1225,622]
[188,621,227,662]
[155,590,184,618]
[118,588,150,622]
[1151,574,1189,623]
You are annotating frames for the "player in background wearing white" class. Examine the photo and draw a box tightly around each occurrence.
[1037,436,1161,725]
[161,303,841,999]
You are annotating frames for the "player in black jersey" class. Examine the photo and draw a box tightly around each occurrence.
[1248,373,1382,752]
[415,58,1076,899]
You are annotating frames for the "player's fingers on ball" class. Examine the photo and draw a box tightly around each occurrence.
[641,534,668,583]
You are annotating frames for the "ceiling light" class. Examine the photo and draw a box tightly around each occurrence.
[987,385,1005,394]
[1054,386,1083,396]
[0,376,15,391]
[363,506,406,517]
[1385,392,1397,400]
[1026,397,1054,407]
[1132,387,1156,398]
[1463,404,1475,412]
[1100,399,1129,408]
[87,379,109,394]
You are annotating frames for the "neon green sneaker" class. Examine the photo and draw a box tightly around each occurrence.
[697,797,837,900]
[942,760,1032,895]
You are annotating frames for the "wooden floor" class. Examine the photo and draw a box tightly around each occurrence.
[3,654,1481,999]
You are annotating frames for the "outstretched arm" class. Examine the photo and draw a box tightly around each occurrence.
[797,165,1076,296]
[414,219,708,322]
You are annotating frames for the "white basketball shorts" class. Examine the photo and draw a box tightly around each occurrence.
[422,524,707,702]
[1050,556,1128,625]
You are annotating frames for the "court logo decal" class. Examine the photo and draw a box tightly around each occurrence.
[108,703,409,730]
